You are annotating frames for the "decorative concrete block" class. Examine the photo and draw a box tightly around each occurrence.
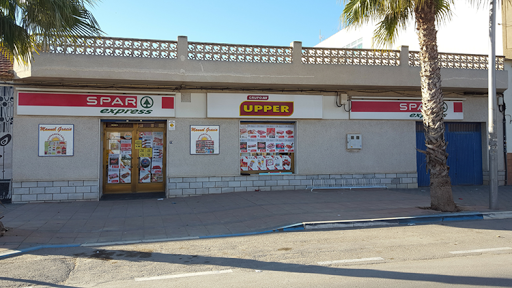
[329,174,342,179]
[271,186,284,191]
[168,189,183,196]
[228,181,241,187]
[83,193,97,200]
[183,178,197,183]
[375,174,386,178]
[234,176,247,181]
[90,186,99,193]
[215,181,229,188]
[240,181,253,187]
[284,175,296,180]
[61,187,76,193]
[301,180,313,186]
[306,175,319,180]
[195,188,209,195]
[29,187,45,194]
[294,175,307,180]
[189,182,203,189]
[401,178,413,184]
[341,174,353,179]
[294,185,308,190]
[195,177,210,182]
[221,187,235,193]
[257,187,271,191]
[380,178,392,184]
[21,194,37,201]
[258,175,271,180]
[45,187,61,194]
[407,173,416,177]
[277,180,289,186]
[76,186,91,193]
[202,182,215,188]
[386,184,397,189]
[253,180,265,186]
[284,186,295,190]
[84,180,99,186]
[167,183,177,189]
[168,178,183,183]
[289,180,301,185]
[353,174,364,179]
[69,181,84,186]
[12,194,22,202]
[21,182,37,188]
[221,176,235,181]
[53,193,69,201]
[12,182,21,188]
[208,177,221,182]
[37,194,53,201]
[13,188,29,195]
[208,188,222,194]
[53,181,69,187]
[386,174,397,178]
[270,175,284,180]
[265,180,278,186]
[183,189,196,195]
[363,174,375,179]
[397,173,408,178]
[68,193,84,200]
[37,181,53,187]
[176,183,190,189]
[234,187,247,192]
[391,178,400,184]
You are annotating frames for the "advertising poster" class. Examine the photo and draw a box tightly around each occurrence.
[38,124,74,156]
[119,168,131,183]
[108,168,119,183]
[190,126,220,154]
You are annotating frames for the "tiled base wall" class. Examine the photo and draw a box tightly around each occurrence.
[12,180,100,203]
[167,173,419,197]
[483,171,506,186]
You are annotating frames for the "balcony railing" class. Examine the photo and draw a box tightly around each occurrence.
[45,37,505,71]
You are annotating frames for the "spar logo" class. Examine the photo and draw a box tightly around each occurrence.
[240,101,294,117]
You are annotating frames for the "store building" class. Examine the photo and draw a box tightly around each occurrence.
[8,36,508,202]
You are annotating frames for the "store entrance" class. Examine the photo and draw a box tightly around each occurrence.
[103,121,166,194]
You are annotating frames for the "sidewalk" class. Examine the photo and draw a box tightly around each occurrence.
[1,185,511,254]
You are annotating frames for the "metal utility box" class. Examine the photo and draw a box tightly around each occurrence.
[347,134,362,149]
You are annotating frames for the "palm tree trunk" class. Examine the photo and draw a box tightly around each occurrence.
[415,2,457,212]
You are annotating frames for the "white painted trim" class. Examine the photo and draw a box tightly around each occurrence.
[135,270,233,281]
[449,247,512,254]
[317,257,384,265]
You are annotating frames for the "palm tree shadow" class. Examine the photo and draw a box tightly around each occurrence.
[71,248,512,287]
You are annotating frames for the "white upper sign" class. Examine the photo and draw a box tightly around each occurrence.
[207,93,323,119]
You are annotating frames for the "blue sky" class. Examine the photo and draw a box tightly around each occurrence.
[90,0,345,47]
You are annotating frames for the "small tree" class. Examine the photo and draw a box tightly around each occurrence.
[342,0,457,211]
[1,0,102,64]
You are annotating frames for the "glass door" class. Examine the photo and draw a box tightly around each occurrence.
[103,122,166,194]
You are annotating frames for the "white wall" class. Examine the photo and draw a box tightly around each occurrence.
[317,3,503,55]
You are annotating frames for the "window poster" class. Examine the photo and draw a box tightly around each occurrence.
[191,125,220,154]
[239,123,294,172]
[38,124,74,156]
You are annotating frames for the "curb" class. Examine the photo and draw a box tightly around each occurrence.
[303,211,512,230]
[1,211,511,259]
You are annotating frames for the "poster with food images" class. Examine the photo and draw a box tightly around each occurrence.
[276,125,287,138]
[151,158,163,170]
[151,169,163,182]
[240,125,248,138]
[119,168,131,183]
[120,140,131,151]
[191,126,220,154]
[266,155,275,170]
[108,168,119,183]
[240,156,249,171]
[276,141,285,152]
[266,140,276,152]
[282,155,292,170]
[257,141,267,153]
[257,156,266,170]
[39,124,74,156]
[240,141,247,153]
[139,169,151,183]
[266,126,276,138]
[284,125,294,138]
[153,132,164,146]
[247,156,258,171]
[274,155,283,170]
[284,139,294,152]
[108,154,120,169]
[247,140,257,152]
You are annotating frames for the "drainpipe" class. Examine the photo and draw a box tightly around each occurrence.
[500,94,507,185]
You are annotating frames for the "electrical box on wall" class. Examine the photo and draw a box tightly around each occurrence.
[347,134,362,149]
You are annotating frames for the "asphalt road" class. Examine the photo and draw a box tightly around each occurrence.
[1,219,511,287]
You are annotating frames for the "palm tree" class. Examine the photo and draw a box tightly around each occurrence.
[1,0,102,64]
[342,0,457,211]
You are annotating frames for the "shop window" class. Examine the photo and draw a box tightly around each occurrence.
[240,122,295,174]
